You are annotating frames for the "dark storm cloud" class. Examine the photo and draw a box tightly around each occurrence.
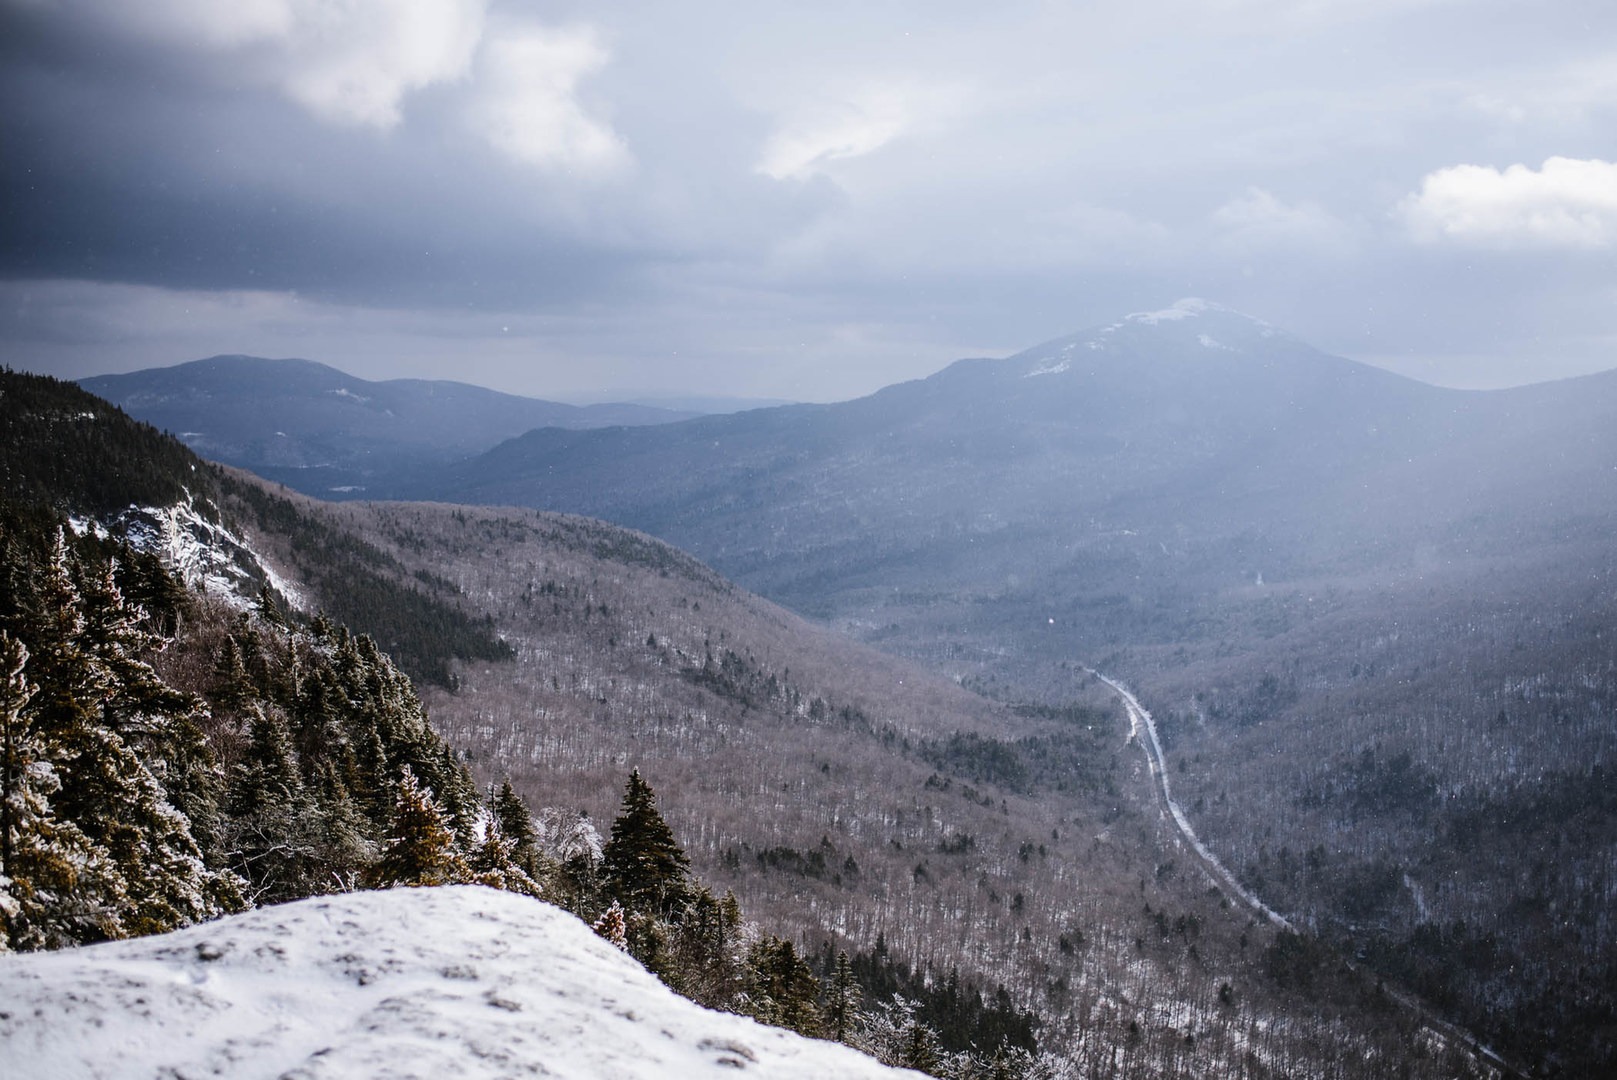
[2,0,1615,399]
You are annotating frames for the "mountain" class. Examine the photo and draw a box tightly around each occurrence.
[379,299,1617,1073]
[80,355,698,497]
[1,370,1504,1077]
[396,298,1617,620]
[0,886,920,1080]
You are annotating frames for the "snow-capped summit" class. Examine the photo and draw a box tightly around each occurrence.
[1022,299,1291,377]
[0,886,922,1080]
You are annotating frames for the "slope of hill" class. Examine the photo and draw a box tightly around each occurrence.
[0,886,920,1080]
[81,355,697,497]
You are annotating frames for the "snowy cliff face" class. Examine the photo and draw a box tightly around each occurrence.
[0,886,920,1080]
[71,498,305,612]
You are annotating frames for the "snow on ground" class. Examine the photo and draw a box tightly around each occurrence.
[0,886,921,1080]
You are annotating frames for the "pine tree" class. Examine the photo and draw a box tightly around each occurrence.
[224,705,318,901]
[493,778,541,872]
[745,935,823,1038]
[827,949,861,1044]
[369,765,468,888]
[467,814,545,899]
[0,632,122,950]
[601,769,691,918]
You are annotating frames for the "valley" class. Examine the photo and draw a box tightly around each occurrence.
[10,294,1615,1075]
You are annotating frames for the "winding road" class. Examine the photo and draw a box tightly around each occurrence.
[1092,671,1293,930]
[1092,670,1521,1078]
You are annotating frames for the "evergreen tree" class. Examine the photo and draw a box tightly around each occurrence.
[0,633,122,950]
[493,778,543,877]
[827,949,861,1044]
[468,816,544,899]
[369,765,468,888]
[745,935,823,1038]
[600,769,691,918]
[592,900,628,950]
[225,706,316,901]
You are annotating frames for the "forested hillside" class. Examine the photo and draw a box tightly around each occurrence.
[1,369,1512,1077]
[363,302,1617,1076]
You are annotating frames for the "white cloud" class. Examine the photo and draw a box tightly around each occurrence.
[62,0,487,128]
[1211,187,1353,254]
[279,0,485,128]
[757,80,973,182]
[467,25,629,174]
[1400,157,1617,250]
[757,87,912,181]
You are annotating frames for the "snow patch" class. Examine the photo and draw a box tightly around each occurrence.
[81,500,308,613]
[1198,333,1237,352]
[0,886,919,1080]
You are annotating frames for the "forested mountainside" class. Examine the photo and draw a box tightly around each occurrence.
[81,355,696,497]
[368,300,1617,1076]
[1,369,1510,1076]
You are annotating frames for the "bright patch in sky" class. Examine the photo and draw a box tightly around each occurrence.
[469,24,628,173]
[757,87,914,180]
[1401,157,1617,251]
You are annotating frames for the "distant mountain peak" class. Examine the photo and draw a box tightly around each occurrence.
[1022,299,1291,376]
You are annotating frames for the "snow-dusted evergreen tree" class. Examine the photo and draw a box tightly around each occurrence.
[469,816,545,899]
[225,705,315,901]
[592,900,628,950]
[492,777,545,880]
[369,765,468,888]
[0,632,121,950]
[827,949,861,1044]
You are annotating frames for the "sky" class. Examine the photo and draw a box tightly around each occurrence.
[2,0,1615,404]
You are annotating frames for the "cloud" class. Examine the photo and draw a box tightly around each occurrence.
[757,86,913,181]
[466,24,629,174]
[44,0,487,128]
[1400,156,1617,250]
[278,0,485,128]
[1211,187,1354,254]
[755,79,975,182]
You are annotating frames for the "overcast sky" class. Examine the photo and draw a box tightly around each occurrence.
[3,0,1615,403]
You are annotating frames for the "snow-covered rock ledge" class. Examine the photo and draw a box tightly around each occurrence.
[0,885,920,1079]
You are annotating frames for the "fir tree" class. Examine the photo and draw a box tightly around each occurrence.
[827,949,861,1044]
[493,778,543,876]
[745,935,823,1038]
[369,765,468,888]
[600,769,691,918]
[0,633,122,950]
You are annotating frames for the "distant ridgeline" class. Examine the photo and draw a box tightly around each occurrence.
[0,371,1042,1077]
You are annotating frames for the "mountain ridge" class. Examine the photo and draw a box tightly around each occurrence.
[79,355,700,497]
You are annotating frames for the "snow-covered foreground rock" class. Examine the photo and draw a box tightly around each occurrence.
[0,886,921,1079]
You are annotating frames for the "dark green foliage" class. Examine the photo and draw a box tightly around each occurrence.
[919,708,1109,797]
[1263,929,1334,990]
[829,936,1040,1057]
[0,369,203,517]
[601,769,692,918]
[744,935,823,1037]
[216,469,514,688]
[826,949,860,1043]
